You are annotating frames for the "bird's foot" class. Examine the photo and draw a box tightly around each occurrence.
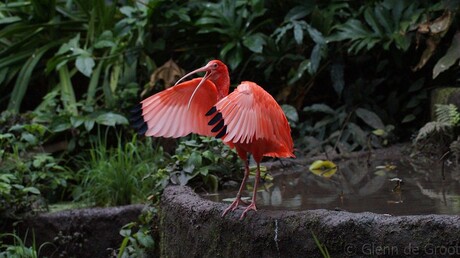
[239,202,257,220]
[222,197,248,217]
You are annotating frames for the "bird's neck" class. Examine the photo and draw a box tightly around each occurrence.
[214,72,230,100]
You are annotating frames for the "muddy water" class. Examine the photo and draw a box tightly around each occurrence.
[203,159,460,215]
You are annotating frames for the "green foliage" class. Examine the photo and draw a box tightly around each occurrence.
[311,230,331,258]
[117,207,156,258]
[330,0,430,54]
[76,135,168,206]
[298,103,394,155]
[0,0,153,114]
[165,136,241,192]
[415,104,460,143]
[0,230,51,258]
[195,0,268,70]
[0,111,72,219]
[435,104,460,126]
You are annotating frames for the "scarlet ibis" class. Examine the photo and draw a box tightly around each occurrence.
[131,60,295,219]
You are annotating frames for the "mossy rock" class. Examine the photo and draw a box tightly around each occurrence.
[431,87,460,120]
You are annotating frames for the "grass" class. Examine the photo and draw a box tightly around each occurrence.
[76,133,168,207]
[311,230,331,258]
[0,230,52,258]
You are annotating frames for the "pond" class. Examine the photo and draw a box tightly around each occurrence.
[203,158,460,215]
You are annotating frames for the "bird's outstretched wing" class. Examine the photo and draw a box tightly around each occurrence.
[206,81,294,158]
[131,78,218,138]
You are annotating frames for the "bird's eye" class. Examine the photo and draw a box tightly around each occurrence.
[212,63,218,69]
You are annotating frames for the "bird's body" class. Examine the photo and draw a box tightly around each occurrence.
[131,60,295,219]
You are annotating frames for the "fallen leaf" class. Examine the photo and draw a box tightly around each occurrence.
[309,160,337,178]
[142,59,185,97]
[412,11,453,72]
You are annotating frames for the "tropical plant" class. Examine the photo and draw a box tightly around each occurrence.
[0,231,49,258]
[330,0,432,54]
[298,103,394,155]
[192,0,269,70]
[415,104,460,143]
[117,207,156,258]
[0,111,72,219]
[0,0,154,114]
[76,134,168,206]
[164,136,241,192]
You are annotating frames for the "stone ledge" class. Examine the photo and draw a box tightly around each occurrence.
[11,204,145,257]
[160,185,460,258]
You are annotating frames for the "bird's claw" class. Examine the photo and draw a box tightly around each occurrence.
[221,197,249,217]
[239,203,257,220]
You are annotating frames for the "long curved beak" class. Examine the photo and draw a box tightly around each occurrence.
[174,64,211,86]
[174,63,213,110]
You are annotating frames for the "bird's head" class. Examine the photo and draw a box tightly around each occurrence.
[175,60,228,87]
[175,60,230,109]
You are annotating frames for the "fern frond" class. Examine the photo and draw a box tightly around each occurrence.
[435,104,460,125]
[415,121,451,142]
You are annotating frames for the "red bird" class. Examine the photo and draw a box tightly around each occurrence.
[131,60,295,219]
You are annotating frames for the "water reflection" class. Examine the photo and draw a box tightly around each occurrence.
[203,158,460,215]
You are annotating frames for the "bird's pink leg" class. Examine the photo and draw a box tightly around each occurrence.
[222,158,250,217]
[240,162,260,220]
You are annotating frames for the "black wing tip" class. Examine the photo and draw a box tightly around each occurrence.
[130,103,143,114]
[208,112,222,126]
[211,119,224,133]
[215,125,227,138]
[129,103,148,135]
[205,106,217,116]
[137,123,148,135]
[206,107,226,138]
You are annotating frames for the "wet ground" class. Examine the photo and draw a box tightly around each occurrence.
[203,157,460,215]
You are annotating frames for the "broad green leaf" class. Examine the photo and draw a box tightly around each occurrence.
[348,122,368,146]
[76,56,95,77]
[57,34,80,55]
[0,16,21,24]
[309,44,322,74]
[135,232,154,248]
[306,25,325,44]
[401,114,415,123]
[242,33,265,53]
[355,108,385,129]
[178,172,192,186]
[0,174,16,183]
[374,5,393,33]
[84,120,95,131]
[281,104,299,123]
[364,7,382,35]
[95,112,128,126]
[227,45,243,70]
[293,22,304,44]
[220,41,236,60]
[186,152,202,170]
[21,132,36,144]
[0,182,12,194]
[303,104,335,114]
[288,59,310,85]
[433,31,460,79]
[119,6,134,17]
[23,187,40,195]
[94,30,116,49]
